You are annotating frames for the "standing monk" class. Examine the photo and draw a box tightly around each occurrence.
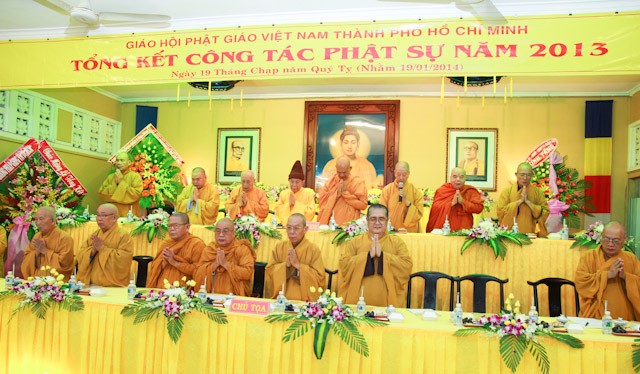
[426,167,484,232]
[497,162,549,237]
[380,162,424,232]
[225,170,270,222]
[99,152,143,217]
[194,218,256,296]
[175,167,220,225]
[76,203,133,286]
[339,204,413,307]
[21,207,74,280]
[274,161,317,225]
[318,156,368,226]
[147,213,206,288]
[266,213,326,300]
[575,222,640,320]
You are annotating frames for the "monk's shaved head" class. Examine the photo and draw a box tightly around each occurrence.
[335,156,352,181]
[395,161,410,173]
[171,212,190,224]
[451,167,466,177]
[241,170,256,191]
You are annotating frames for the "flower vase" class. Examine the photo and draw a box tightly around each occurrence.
[313,320,331,359]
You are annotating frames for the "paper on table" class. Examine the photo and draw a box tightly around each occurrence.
[566,316,602,328]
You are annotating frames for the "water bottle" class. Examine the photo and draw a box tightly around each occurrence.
[512,221,519,234]
[68,275,78,293]
[197,284,207,301]
[83,206,90,219]
[601,311,613,334]
[356,296,367,316]
[442,218,451,235]
[386,305,396,317]
[275,291,287,313]
[560,220,569,240]
[528,304,539,323]
[453,302,463,326]
[126,208,134,223]
[387,220,393,232]
[329,214,337,231]
[127,280,136,300]
[4,271,14,290]
[271,215,278,230]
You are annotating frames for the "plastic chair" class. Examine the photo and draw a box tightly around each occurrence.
[252,262,268,298]
[455,274,509,313]
[406,271,456,310]
[527,277,580,317]
[325,269,338,291]
[132,256,153,287]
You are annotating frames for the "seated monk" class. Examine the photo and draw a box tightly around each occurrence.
[339,204,413,307]
[175,167,220,225]
[194,218,256,295]
[76,203,133,286]
[274,160,317,225]
[21,207,74,280]
[318,156,368,226]
[497,162,549,237]
[266,213,326,300]
[575,221,640,320]
[426,167,484,232]
[98,152,143,217]
[147,213,206,288]
[225,170,269,222]
[380,161,424,232]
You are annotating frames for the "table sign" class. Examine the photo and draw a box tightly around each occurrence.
[229,299,271,315]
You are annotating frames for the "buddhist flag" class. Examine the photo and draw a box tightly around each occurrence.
[583,100,613,223]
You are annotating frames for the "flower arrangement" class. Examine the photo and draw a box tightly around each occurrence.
[55,206,89,229]
[367,188,382,205]
[128,134,183,210]
[570,220,636,252]
[130,209,170,243]
[265,287,387,359]
[207,213,281,249]
[477,189,495,212]
[331,215,368,246]
[454,294,584,374]
[121,277,227,343]
[0,266,84,319]
[421,187,434,207]
[449,219,532,259]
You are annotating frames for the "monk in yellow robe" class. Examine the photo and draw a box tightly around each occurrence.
[575,222,640,320]
[0,226,6,277]
[225,170,270,222]
[497,162,549,237]
[339,204,413,307]
[275,160,317,224]
[426,167,484,232]
[266,213,326,300]
[321,126,378,190]
[194,218,256,295]
[175,167,220,225]
[147,212,206,288]
[380,162,424,232]
[318,156,368,226]
[21,207,75,280]
[98,152,144,217]
[76,203,133,287]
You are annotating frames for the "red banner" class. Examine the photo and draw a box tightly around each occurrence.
[38,140,88,196]
[526,138,558,168]
[0,138,39,181]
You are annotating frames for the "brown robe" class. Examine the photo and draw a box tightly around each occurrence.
[146,233,206,288]
[21,227,75,280]
[194,239,256,296]
[76,223,133,287]
[318,174,368,226]
[225,186,270,222]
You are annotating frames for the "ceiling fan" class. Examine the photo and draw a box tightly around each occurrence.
[381,0,507,26]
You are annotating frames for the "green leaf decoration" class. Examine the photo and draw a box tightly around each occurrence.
[460,238,479,254]
[282,317,311,342]
[453,327,486,337]
[197,305,228,325]
[147,226,156,243]
[632,339,640,373]
[350,317,388,328]
[166,315,184,344]
[31,301,48,319]
[313,320,332,359]
[541,331,584,348]
[333,319,370,357]
[499,334,528,373]
[528,340,551,374]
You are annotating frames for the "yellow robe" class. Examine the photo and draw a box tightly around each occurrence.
[575,246,640,320]
[0,226,6,277]
[175,183,221,225]
[339,234,413,307]
[21,227,75,280]
[265,237,326,301]
[225,186,270,222]
[194,239,256,296]
[318,174,368,226]
[226,156,249,172]
[322,157,378,190]
[274,188,317,224]
[146,233,206,288]
[76,224,133,287]
[98,169,144,217]
[380,180,424,232]
[458,159,485,177]
[497,183,549,237]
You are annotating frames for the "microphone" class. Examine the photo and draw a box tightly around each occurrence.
[398,182,404,202]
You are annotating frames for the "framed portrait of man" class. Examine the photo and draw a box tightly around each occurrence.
[303,100,400,192]
[446,128,498,190]
[216,128,261,184]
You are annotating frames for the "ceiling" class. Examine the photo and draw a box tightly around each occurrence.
[2,0,640,101]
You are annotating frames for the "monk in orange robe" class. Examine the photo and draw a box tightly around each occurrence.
[380,162,424,232]
[320,126,378,190]
[175,167,220,225]
[194,218,256,296]
[0,226,6,277]
[497,162,549,237]
[21,207,75,280]
[266,213,326,300]
[225,170,270,222]
[98,152,144,217]
[147,212,206,288]
[318,156,368,226]
[575,222,640,320]
[76,203,133,287]
[339,204,413,307]
[275,161,317,224]
[426,167,484,232]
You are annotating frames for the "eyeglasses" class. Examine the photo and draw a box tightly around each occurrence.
[96,214,114,218]
[367,217,387,223]
[168,224,187,229]
[286,225,304,231]
[232,146,245,151]
[517,173,533,178]
[602,237,622,245]
[463,146,477,151]
[214,228,233,234]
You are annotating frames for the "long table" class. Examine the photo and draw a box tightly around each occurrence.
[63,222,587,315]
[0,285,635,374]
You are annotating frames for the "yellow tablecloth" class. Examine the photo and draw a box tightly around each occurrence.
[0,285,635,374]
[63,223,586,315]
